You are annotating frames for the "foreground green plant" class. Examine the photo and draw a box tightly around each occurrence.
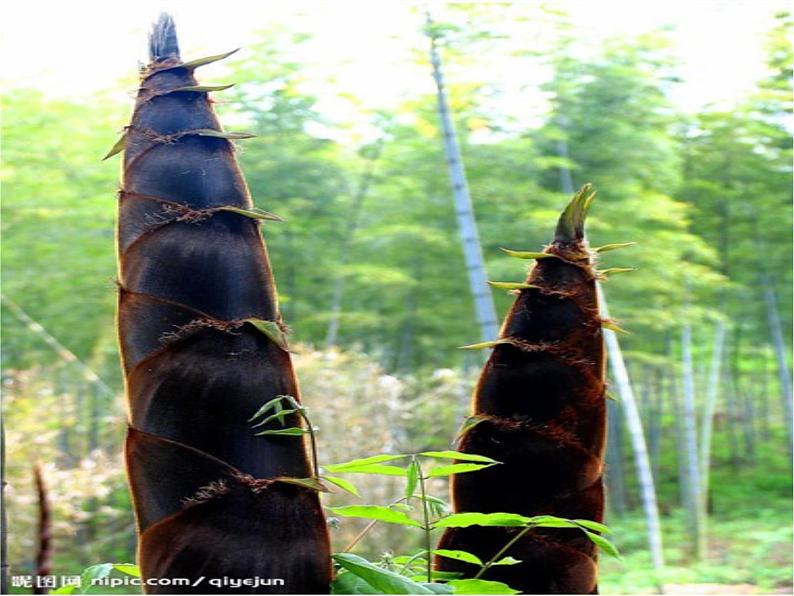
[322,451,619,594]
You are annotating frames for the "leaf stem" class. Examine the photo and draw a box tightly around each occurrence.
[415,457,433,583]
[397,549,429,577]
[473,524,534,579]
[300,410,320,478]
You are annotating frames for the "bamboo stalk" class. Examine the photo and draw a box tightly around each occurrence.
[115,14,330,593]
[436,187,607,594]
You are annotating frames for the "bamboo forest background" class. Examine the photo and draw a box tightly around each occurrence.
[2,4,792,594]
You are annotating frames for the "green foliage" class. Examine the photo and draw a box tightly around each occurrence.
[327,448,617,593]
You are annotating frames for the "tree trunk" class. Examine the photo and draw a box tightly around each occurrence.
[605,399,627,517]
[681,318,704,559]
[759,348,771,440]
[698,316,726,545]
[648,367,664,483]
[762,279,793,458]
[425,12,498,342]
[600,286,665,591]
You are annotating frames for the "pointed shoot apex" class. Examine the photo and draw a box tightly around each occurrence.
[555,183,595,243]
[149,13,180,63]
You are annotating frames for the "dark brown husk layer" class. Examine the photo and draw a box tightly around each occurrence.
[436,188,607,594]
[115,15,330,594]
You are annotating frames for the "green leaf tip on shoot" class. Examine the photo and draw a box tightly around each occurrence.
[178,49,240,70]
[598,267,635,276]
[487,281,540,291]
[244,319,290,351]
[148,48,241,75]
[275,476,331,493]
[555,183,596,243]
[499,248,558,260]
[602,319,629,334]
[458,339,510,350]
[219,206,284,222]
[102,132,127,160]
[593,242,636,253]
[194,128,257,140]
[168,84,235,94]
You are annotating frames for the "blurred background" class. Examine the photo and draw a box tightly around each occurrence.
[1,1,791,594]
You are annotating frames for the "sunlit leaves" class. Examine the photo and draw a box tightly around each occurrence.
[328,505,422,527]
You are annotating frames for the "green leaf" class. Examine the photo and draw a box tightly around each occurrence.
[102,132,127,160]
[178,49,240,70]
[492,556,521,566]
[254,426,309,437]
[80,563,114,592]
[245,319,290,350]
[390,502,413,512]
[527,515,579,529]
[248,396,287,422]
[433,512,531,529]
[112,563,141,578]
[584,530,621,559]
[331,571,381,595]
[447,579,520,594]
[169,84,235,94]
[593,242,635,253]
[420,450,499,464]
[194,128,257,140]
[50,587,76,594]
[332,463,407,476]
[325,454,409,472]
[421,583,455,594]
[433,549,483,566]
[500,248,557,260]
[414,571,463,582]
[487,281,539,291]
[606,391,619,402]
[219,205,284,222]
[328,505,422,527]
[405,459,419,500]
[391,554,426,566]
[427,462,497,477]
[251,408,300,429]
[332,553,434,594]
[573,519,612,534]
[419,494,450,517]
[276,476,330,492]
[322,475,360,497]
